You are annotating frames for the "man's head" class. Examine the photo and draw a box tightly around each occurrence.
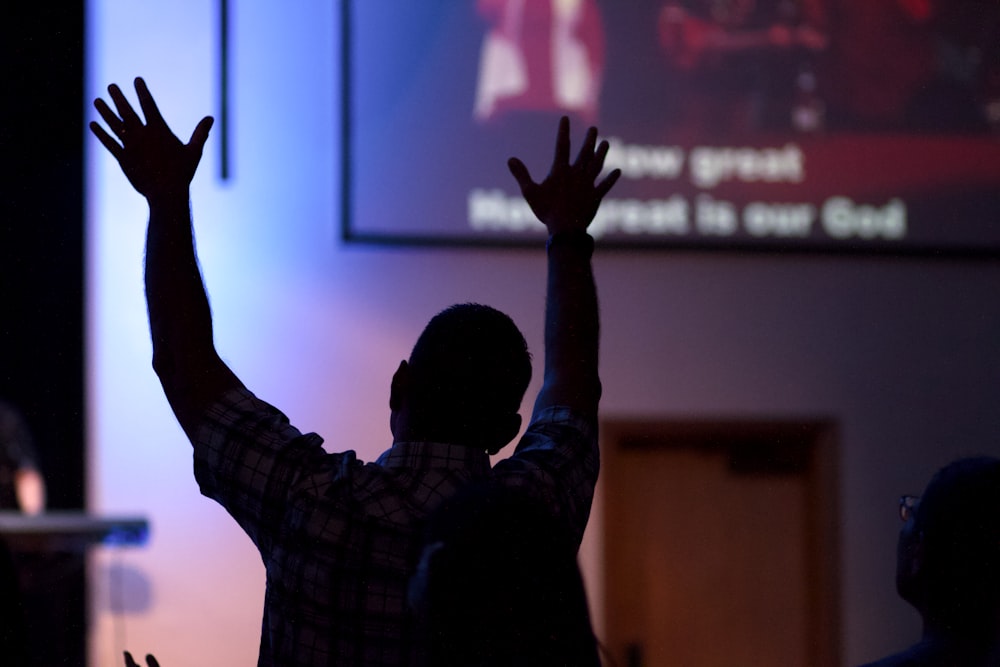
[390,304,531,454]
[896,456,1000,638]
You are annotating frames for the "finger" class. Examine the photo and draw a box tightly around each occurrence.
[123,651,138,667]
[134,77,165,126]
[574,126,598,168]
[553,116,570,167]
[94,98,126,136]
[594,168,622,201]
[188,116,214,152]
[507,157,536,193]
[586,138,611,180]
[89,121,124,160]
[594,138,610,167]
[145,654,161,667]
[108,83,143,129]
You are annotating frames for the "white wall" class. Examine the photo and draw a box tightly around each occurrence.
[86,2,1000,666]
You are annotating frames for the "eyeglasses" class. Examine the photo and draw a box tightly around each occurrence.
[899,495,920,522]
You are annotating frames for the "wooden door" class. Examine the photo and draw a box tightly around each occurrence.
[602,421,839,667]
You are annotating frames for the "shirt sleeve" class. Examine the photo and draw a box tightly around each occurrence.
[192,387,355,556]
[491,405,599,547]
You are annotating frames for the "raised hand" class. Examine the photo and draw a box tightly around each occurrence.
[90,77,213,201]
[507,116,620,236]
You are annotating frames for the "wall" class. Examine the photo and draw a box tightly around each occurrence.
[86,2,1000,665]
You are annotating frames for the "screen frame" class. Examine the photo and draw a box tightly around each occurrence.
[339,0,1000,259]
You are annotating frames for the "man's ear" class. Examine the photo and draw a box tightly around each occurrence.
[390,360,409,411]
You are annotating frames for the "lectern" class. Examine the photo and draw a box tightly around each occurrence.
[0,511,148,666]
[0,511,149,551]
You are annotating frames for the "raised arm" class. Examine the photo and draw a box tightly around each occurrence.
[508,117,620,418]
[90,78,242,438]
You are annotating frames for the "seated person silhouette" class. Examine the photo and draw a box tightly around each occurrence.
[0,399,46,515]
[0,399,46,665]
[407,482,602,666]
[860,456,1000,666]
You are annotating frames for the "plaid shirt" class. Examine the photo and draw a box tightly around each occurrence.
[193,387,599,667]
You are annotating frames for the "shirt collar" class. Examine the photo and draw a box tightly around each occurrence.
[376,441,492,475]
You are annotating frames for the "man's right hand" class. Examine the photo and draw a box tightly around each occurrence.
[90,77,212,202]
[506,116,620,236]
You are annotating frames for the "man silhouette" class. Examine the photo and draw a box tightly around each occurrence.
[860,456,1000,666]
[91,77,619,666]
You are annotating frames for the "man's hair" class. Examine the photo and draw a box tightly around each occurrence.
[915,456,1000,634]
[405,303,531,441]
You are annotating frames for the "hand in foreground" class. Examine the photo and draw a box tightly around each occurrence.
[123,651,160,667]
[90,77,213,200]
[507,116,620,236]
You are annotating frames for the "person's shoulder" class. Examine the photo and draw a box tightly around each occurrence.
[521,404,597,445]
[193,386,326,461]
[529,404,596,430]
[201,387,290,430]
[495,406,599,484]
